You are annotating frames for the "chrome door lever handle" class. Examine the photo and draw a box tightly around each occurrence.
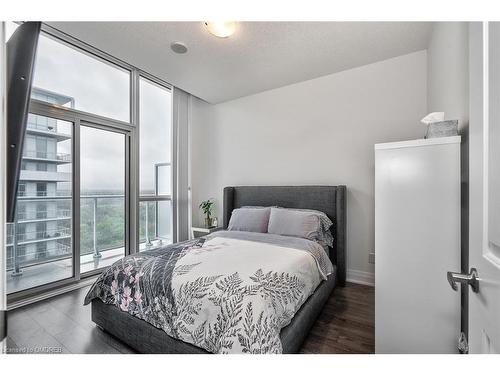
[447,268,479,293]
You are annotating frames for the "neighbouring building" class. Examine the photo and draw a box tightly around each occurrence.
[6,88,74,275]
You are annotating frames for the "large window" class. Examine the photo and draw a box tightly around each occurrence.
[5,22,175,298]
[6,22,130,123]
[139,78,172,195]
[139,77,173,249]
[80,126,127,273]
[6,115,73,294]
[31,33,131,122]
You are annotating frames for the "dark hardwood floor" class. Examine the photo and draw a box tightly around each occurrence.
[300,282,374,354]
[6,282,374,354]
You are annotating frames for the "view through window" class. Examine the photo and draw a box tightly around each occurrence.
[7,112,73,294]
[80,126,126,273]
[139,77,173,250]
[32,32,130,122]
[5,23,174,295]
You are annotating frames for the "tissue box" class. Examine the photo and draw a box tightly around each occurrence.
[425,120,458,138]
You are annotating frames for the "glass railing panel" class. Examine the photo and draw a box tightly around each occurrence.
[80,126,126,274]
[80,196,125,257]
[139,199,172,251]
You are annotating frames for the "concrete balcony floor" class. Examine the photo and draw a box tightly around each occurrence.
[7,247,125,294]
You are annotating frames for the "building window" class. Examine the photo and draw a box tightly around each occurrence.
[18,183,26,196]
[36,242,47,260]
[36,182,47,197]
[17,203,26,220]
[36,222,47,239]
[18,225,26,243]
[36,136,47,158]
[36,162,48,171]
[36,202,47,219]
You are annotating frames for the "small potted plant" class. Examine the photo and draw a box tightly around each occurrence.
[199,198,216,228]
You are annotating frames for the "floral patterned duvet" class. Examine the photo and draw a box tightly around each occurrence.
[84,231,332,354]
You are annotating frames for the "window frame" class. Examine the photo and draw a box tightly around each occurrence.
[7,22,176,304]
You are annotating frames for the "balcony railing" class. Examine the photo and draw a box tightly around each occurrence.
[17,209,72,221]
[25,121,72,141]
[6,227,71,245]
[23,150,72,162]
[19,228,71,244]
[27,121,58,132]
[6,242,72,271]
[26,121,73,136]
[7,194,171,276]
[19,170,72,182]
[17,190,72,198]
[80,195,125,259]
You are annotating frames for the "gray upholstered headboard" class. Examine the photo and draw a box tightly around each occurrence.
[223,185,346,287]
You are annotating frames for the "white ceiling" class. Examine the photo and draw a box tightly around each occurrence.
[47,22,433,104]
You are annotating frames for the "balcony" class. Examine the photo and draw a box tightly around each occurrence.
[16,209,72,223]
[6,195,172,294]
[22,150,72,164]
[26,121,71,141]
[17,190,72,200]
[6,245,125,294]
[19,170,72,182]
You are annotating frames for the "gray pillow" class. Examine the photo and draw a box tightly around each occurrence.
[227,207,271,233]
[268,207,333,246]
[277,207,334,247]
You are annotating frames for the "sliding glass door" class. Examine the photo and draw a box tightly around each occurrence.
[79,124,128,274]
[6,113,132,294]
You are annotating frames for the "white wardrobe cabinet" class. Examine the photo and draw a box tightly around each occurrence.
[375,136,461,353]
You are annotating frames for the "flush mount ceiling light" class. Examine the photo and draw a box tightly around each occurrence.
[204,22,236,38]
[170,41,188,54]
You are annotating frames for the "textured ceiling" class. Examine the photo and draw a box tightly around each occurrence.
[47,22,433,103]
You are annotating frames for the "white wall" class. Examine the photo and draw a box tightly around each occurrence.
[190,50,428,280]
[427,22,469,131]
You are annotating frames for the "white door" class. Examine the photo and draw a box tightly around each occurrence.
[467,22,500,354]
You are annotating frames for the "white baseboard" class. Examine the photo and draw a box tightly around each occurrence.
[346,269,375,286]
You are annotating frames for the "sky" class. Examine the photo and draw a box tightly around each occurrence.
[8,22,172,194]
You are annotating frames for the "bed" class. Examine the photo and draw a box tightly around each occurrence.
[86,185,346,354]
